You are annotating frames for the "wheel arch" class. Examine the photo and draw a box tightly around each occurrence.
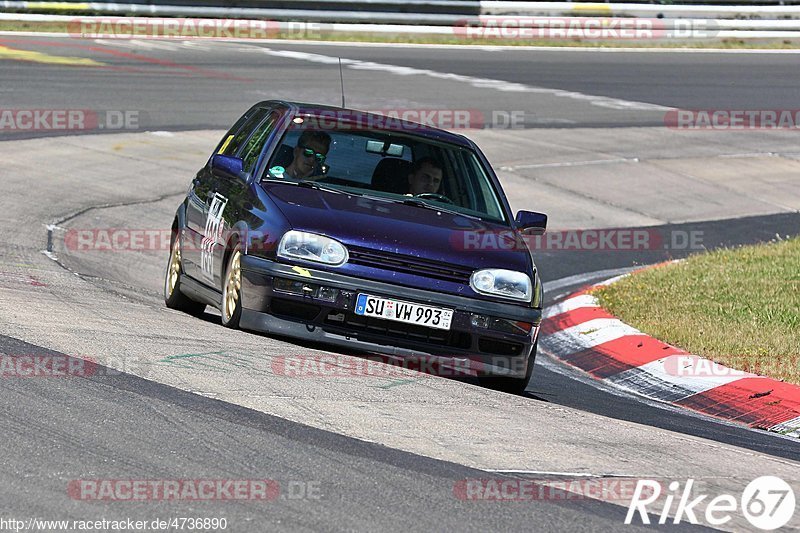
[171,203,187,245]
[220,221,249,281]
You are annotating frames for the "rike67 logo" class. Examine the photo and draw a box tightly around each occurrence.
[626,476,796,530]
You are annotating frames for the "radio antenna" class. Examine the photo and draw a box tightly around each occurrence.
[338,57,346,109]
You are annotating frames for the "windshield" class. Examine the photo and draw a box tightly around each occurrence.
[262,118,509,224]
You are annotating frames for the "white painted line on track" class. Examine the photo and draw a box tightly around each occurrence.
[103,38,178,50]
[254,42,800,54]
[258,48,673,111]
[502,157,639,171]
[592,272,634,287]
[483,469,617,478]
[543,266,639,296]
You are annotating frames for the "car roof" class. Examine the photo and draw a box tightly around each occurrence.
[256,100,475,148]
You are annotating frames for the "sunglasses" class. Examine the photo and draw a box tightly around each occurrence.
[299,144,327,163]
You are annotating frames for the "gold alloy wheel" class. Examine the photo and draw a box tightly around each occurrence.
[224,250,242,321]
[167,238,181,297]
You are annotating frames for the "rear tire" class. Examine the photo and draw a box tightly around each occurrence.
[221,242,243,329]
[164,231,206,316]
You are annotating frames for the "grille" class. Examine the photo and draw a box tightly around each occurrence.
[348,247,473,284]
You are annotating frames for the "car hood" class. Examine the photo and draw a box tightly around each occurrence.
[262,182,533,274]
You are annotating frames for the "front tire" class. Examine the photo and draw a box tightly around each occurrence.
[221,243,243,328]
[164,232,206,316]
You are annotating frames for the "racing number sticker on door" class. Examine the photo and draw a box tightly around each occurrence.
[201,193,228,279]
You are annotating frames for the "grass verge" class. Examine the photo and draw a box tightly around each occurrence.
[594,237,800,384]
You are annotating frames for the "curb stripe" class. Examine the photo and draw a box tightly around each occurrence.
[540,306,615,335]
[543,293,598,319]
[607,355,752,403]
[542,273,800,439]
[556,335,685,379]
[543,318,641,354]
[770,416,800,438]
[677,378,800,429]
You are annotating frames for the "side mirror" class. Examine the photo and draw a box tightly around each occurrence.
[211,154,248,181]
[515,210,547,236]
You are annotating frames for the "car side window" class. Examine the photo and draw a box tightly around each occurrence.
[239,112,279,173]
[463,151,503,220]
[217,107,270,157]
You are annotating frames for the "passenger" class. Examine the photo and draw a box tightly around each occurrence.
[284,130,332,180]
[407,157,443,196]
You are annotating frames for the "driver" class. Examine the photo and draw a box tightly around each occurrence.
[407,157,443,196]
[284,130,331,180]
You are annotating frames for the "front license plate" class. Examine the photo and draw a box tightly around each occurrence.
[355,294,453,331]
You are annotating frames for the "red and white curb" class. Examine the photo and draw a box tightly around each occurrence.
[541,275,800,439]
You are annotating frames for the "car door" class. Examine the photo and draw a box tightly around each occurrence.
[208,110,280,289]
[183,106,270,282]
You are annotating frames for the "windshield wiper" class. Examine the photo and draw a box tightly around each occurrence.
[397,197,483,220]
[296,180,360,196]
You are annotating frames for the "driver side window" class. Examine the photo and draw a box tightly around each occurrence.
[217,107,269,157]
[239,112,279,173]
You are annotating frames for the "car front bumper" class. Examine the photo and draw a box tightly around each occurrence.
[239,255,542,378]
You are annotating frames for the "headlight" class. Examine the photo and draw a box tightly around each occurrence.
[277,231,348,266]
[470,269,532,302]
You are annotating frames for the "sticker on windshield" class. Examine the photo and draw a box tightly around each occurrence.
[268,166,285,179]
[217,134,234,155]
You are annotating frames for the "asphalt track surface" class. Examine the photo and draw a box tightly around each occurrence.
[4,335,689,532]
[1,35,799,530]
[2,36,800,137]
